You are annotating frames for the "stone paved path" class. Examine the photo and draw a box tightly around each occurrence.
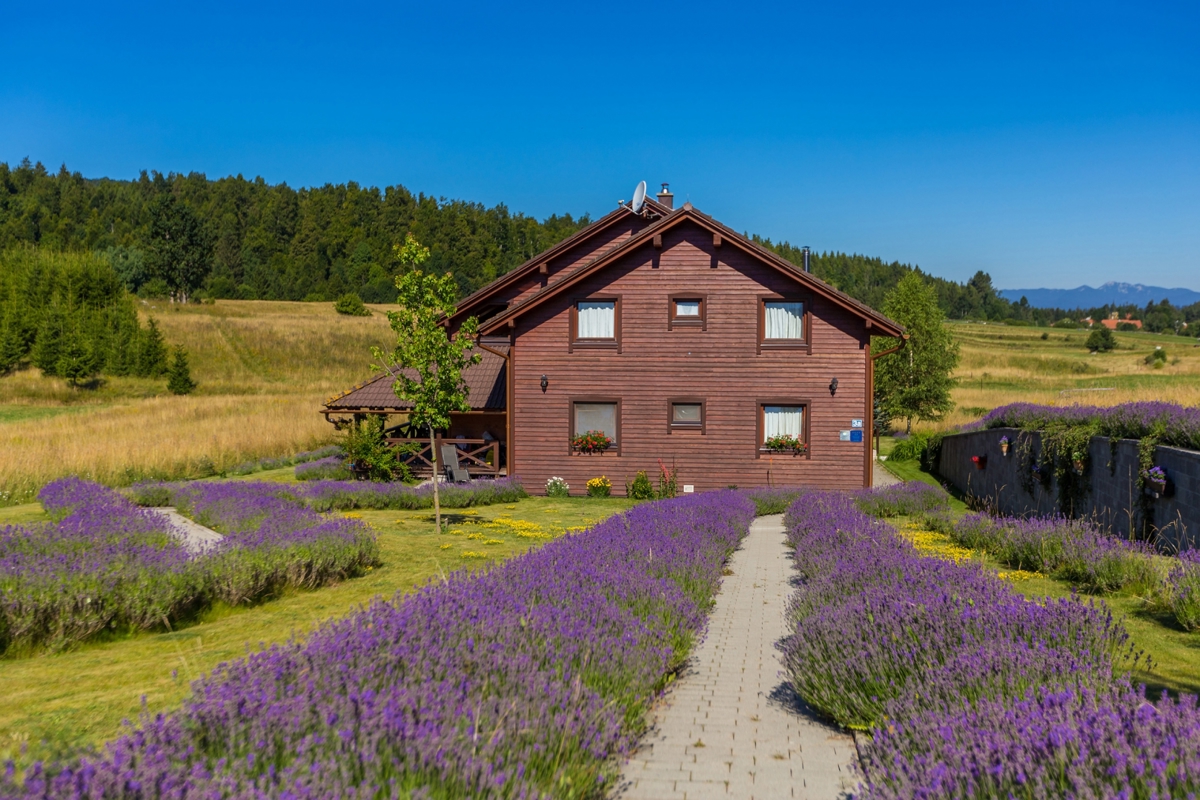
[151,507,224,555]
[873,461,901,487]
[616,514,858,799]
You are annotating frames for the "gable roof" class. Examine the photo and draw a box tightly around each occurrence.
[477,204,905,337]
[452,197,673,325]
[322,345,508,413]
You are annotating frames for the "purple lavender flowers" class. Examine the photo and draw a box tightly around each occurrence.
[1,491,753,798]
[780,487,1200,798]
[0,479,377,655]
[975,400,1200,451]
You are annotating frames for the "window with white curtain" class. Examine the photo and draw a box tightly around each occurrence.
[764,301,804,339]
[574,402,617,443]
[576,301,615,339]
[674,300,701,317]
[762,405,803,442]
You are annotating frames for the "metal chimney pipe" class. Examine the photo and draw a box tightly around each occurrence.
[802,246,810,273]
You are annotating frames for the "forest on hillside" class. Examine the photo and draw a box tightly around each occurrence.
[2,158,1197,333]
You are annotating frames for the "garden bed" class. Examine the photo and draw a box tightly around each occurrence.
[780,486,1200,797]
[1,491,753,798]
[0,478,378,656]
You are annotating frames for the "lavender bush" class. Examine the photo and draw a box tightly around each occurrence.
[1,492,753,798]
[780,490,1131,730]
[299,475,527,511]
[743,486,805,515]
[294,455,351,481]
[0,479,377,655]
[975,400,1200,451]
[852,481,949,518]
[1168,549,1200,631]
[953,512,1157,594]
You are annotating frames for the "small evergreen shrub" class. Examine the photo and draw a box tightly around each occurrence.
[334,293,371,316]
[166,346,197,395]
[627,471,655,500]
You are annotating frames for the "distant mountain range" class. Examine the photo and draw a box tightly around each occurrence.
[999,282,1200,310]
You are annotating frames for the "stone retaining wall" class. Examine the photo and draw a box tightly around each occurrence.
[937,427,1199,551]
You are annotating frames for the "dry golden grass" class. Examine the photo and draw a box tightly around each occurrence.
[0,300,399,502]
[923,322,1200,432]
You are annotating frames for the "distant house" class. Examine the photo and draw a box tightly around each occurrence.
[324,186,905,493]
[1101,312,1142,331]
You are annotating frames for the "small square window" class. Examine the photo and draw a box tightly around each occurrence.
[764,302,804,339]
[574,401,618,443]
[669,295,707,330]
[669,400,705,433]
[577,301,616,339]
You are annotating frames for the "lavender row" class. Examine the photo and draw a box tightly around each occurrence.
[780,488,1200,797]
[743,480,948,518]
[974,400,1200,451]
[0,479,377,655]
[296,475,528,511]
[4,491,754,799]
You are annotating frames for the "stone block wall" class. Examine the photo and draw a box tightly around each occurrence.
[936,427,1199,551]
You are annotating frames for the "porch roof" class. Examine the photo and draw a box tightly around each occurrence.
[323,345,508,413]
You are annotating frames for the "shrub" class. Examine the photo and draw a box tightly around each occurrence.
[545,476,570,497]
[586,475,612,498]
[1117,321,1140,331]
[1145,347,1167,367]
[166,345,197,395]
[887,432,929,461]
[2,493,754,797]
[1086,326,1117,352]
[853,482,949,518]
[334,292,371,316]
[343,416,409,482]
[300,477,527,511]
[627,470,655,500]
[743,487,804,515]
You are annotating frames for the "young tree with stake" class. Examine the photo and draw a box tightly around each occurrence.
[372,236,479,534]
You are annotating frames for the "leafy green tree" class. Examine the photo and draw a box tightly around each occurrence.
[393,232,431,272]
[145,192,212,302]
[56,327,99,388]
[166,345,197,394]
[343,415,405,481]
[1086,326,1116,352]
[137,318,169,378]
[372,243,480,533]
[873,272,960,434]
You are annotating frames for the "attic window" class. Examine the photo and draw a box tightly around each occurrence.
[669,294,707,330]
[570,296,621,352]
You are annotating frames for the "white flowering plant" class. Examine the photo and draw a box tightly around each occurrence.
[545,476,570,498]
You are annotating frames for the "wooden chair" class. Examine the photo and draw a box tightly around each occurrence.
[440,444,472,483]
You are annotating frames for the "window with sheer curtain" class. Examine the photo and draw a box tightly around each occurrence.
[574,402,617,443]
[674,300,701,317]
[576,301,615,338]
[764,301,804,339]
[762,405,803,442]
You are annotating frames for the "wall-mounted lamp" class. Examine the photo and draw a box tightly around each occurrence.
[540,374,549,393]
[829,377,838,395]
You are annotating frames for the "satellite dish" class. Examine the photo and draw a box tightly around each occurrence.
[630,180,647,213]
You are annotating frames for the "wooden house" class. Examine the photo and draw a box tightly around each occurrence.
[323,185,905,493]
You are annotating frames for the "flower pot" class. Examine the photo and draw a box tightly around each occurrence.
[1073,460,1085,475]
[972,455,987,470]
[1000,441,1009,456]
[1146,478,1167,498]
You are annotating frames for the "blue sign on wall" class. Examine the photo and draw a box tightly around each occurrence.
[850,430,863,443]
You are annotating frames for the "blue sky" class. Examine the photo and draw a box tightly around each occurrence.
[3,1,1197,289]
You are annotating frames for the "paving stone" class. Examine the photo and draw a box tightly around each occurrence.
[615,514,857,800]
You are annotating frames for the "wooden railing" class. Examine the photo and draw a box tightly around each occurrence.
[384,437,501,478]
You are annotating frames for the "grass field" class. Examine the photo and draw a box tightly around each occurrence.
[0,300,399,504]
[936,321,1200,431]
[0,479,633,771]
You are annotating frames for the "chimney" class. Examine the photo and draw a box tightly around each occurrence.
[802,246,810,273]
[656,182,674,210]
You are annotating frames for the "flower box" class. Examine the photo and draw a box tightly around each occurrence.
[764,435,808,455]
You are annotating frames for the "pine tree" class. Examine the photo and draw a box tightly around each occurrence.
[137,318,168,378]
[56,327,100,388]
[166,345,197,395]
[31,308,65,376]
[873,272,960,434]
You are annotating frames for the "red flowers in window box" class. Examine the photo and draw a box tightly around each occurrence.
[764,435,808,455]
[571,430,613,454]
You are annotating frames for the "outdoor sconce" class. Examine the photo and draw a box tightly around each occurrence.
[540,374,548,393]
[829,377,838,395]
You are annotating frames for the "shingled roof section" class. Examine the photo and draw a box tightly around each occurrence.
[323,345,507,412]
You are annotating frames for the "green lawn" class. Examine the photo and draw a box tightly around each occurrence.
[0,494,632,770]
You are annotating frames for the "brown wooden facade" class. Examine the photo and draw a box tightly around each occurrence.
[326,194,904,494]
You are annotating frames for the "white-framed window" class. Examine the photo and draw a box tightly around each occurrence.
[675,300,701,317]
[764,301,804,340]
[576,301,615,339]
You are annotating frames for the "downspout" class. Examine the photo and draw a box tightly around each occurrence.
[475,339,512,477]
[866,334,909,488]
